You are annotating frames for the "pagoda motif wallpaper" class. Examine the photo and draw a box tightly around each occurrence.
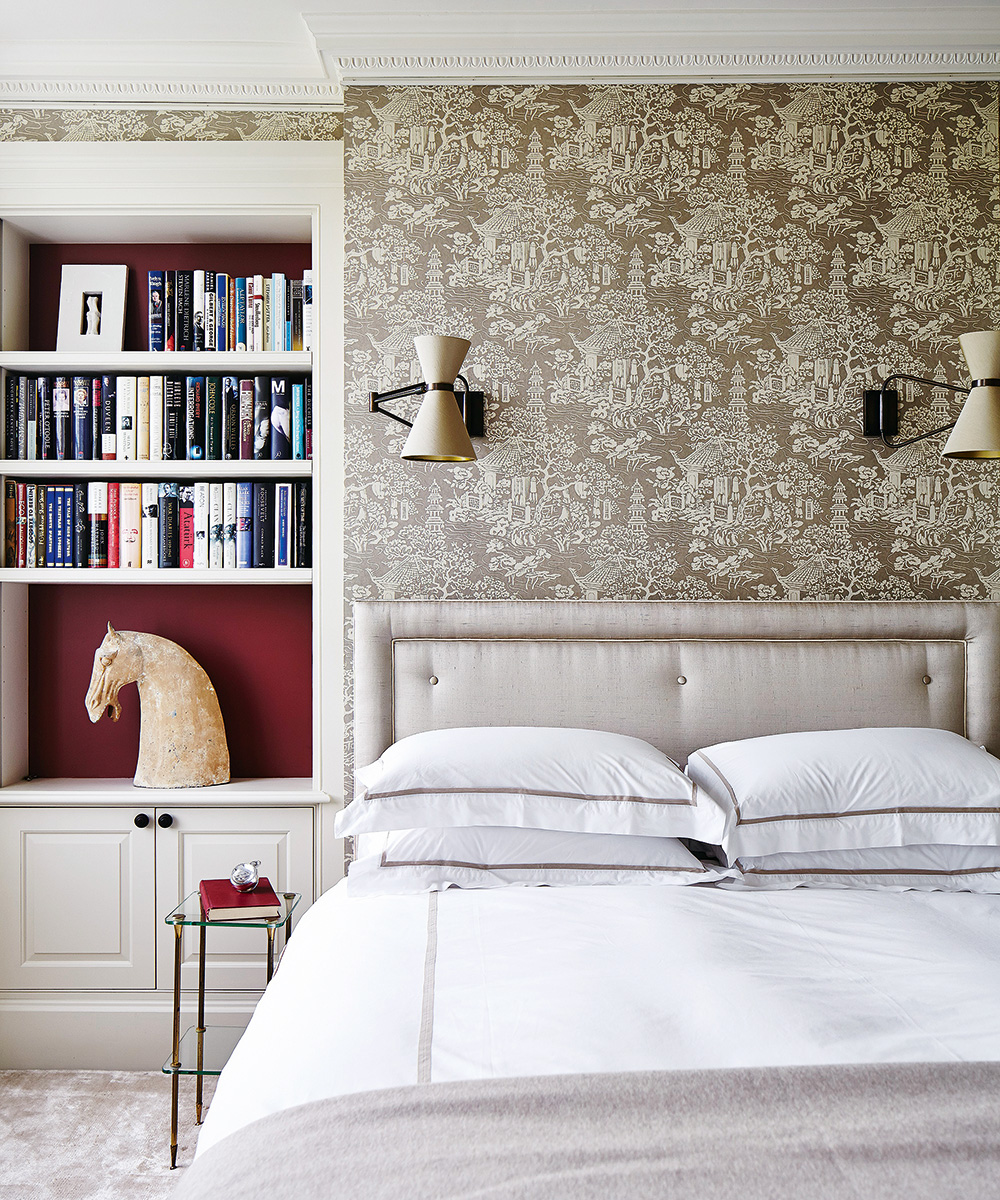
[345,82,999,605]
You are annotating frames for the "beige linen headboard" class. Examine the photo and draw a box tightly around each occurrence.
[353,601,1000,769]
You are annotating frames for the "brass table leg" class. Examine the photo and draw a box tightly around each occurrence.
[283,893,295,949]
[170,920,182,1170]
[196,922,206,1124]
[266,925,275,984]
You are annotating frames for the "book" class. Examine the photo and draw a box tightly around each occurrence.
[137,376,150,460]
[149,376,164,462]
[234,276,247,350]
[25,483,36,566]
[141,483,158,568]
[262,276,272,353]
[101,374,117,460]
[292,381,305,460]
[165,270,176,351]
[206,376,223,460]
[270,376,291,459]
[222,376,240,459]
[45,486,56,567]
[216,273,229,352]
[53,483,66,567]
[88,482,108,568]
[120,482,142,569]
[251,274,264,352]
[193,481,210,569]
[302,269,313,352]
[4,480,15,565]
[253,481,275,568]
[185,376,206,460]
[175,269,194,352]
[294,480,311,569]
[253,375,270,459]
[65,483,78,568]
[72,375,91,460]
[34,484,46,567]
[291,278,303,351]
[89,377,102,464]
[178,484,195,568]
[16,482,27,567]
[5,375,18,458]
[117,376,137,461]
[193,270,206,352]
[26,377,37,461]
[107,482,120,568]
[223,481,237,569]
[17,376,26,459]
[198,876,281,921]
[71,481,87,567]
[163,375,185,460]
[204,270,217,352]
[304,377,313,460]
[239,378,255,459]
[209,482,223,569]
[53,377,71,460]
[236,481,253,568]
[270,273,283,351]
[148,270,165,351]
[158,482,179,568]
[38,377,53,460]
[229,276,238,351]
[275,481,292,567]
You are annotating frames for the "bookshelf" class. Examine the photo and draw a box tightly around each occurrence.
[0,139,343,1069]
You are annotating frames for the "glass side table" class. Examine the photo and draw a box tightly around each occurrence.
[162,890,300,1168]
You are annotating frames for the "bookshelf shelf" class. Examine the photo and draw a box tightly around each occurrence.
[0,460,312,478]
[0,776,324,806]
[0,566,311,584]
[0,351,312,373]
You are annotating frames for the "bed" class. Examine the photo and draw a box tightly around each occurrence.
[177,600,1000,1198]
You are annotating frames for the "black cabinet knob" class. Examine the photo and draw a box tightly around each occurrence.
[134,813,150,828]
[157,813,174,828]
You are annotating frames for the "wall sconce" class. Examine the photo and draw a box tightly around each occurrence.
[369,334,486,462]
[863,331,1000,458]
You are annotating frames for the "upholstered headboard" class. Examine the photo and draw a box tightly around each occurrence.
[353,602,1000,769]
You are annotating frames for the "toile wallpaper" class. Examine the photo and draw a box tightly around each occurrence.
[345,83,1000,607]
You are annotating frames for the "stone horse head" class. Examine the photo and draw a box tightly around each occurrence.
[85,623,230,789]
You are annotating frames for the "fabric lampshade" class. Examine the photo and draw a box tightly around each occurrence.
[943,331,1000,459]
[401,335,477,462]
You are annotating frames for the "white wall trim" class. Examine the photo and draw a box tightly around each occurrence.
[0,80,342,107]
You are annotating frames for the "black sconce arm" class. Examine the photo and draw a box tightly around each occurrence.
[864,373,970,452]
[368,374,485,436]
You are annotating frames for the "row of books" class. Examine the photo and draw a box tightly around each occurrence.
[149,269,313,353]
[3,479,310,570]
[3,374,312,462]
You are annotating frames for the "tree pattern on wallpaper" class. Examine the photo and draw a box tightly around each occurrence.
[0,108,341,141]
[345,83,999,605]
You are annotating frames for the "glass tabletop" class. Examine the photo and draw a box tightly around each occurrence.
[162,1025,246,1076]
[165,889,300,929]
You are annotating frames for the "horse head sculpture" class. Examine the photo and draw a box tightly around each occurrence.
[85,623,230,789]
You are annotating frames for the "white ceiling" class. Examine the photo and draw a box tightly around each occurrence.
[1,0,998,104]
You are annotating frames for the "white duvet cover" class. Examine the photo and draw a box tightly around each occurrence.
[196,880,1000,1157]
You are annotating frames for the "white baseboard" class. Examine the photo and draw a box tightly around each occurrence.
[0,991,261,1070]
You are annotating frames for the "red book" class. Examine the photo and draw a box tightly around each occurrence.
[199,876,281,921]
[107,482,120,568]
[15,483,27,567]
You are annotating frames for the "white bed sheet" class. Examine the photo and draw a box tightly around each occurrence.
[196,880,1000,1157]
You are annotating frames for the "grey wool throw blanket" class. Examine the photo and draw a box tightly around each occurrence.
[176,1062,1000,1199]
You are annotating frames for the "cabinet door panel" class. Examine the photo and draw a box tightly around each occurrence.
[0,808,156,990]
[155,807,313,992]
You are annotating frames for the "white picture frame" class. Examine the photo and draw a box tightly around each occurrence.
[56,264,129,351]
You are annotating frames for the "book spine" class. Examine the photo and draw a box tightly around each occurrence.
[101,374,117,460]
[185,376,206,460]
[262,277,272,353]
[236,481,253,568]
[270,274,282,351]
[178,484,195,568]
[209,482,223,569]
[34,483,45,566]
[204,270,217,352]
[253,375,270,459]
[294,480,311,569]
[251,275,264,352]
[149,376,164,462]
[137,376,150,460]
[71,376,91,460]
[44,485,55,567]
[284,274,292,351]
[175,269,194,352]
[25,482,36,566]
[53,484,67,567]
[302,269,313,352]
[165,270,176,351]
[163,375,186,461]
[216,273,229,352]
[253,481,275,568]
[26,378,37,461]
[158,482,179,568]
[223,481,237,569]
[71,481,87,568]
[141,482,158,568]
[120,482,142,568]
[291,279,303,351]
[304,376,313,460]
[292,381,305,460]
[193,481,210,569]
[205,376,223,460]
[222,376,240,460]
[193,270,206,352]
[89,377,102,463]
[229,277,238,352]
[53,377,71,461]
[239,379,255,459]
[37,376,53,461]
[16,481,27,567]
[270,376,291,459]
[17,377,26,459]
[234,276,248,351]
[275,481,292,567]
[107,481,120,568]
[4,480,16,566]
[87,481,108,568]
[4,374,17,459]
[117,376,137,461]
[148,270,165,351]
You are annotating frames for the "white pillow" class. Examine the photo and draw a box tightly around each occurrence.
[347,826,730,895]
[336,727,726,841]
[686,726,1000,857]
[723,844,1000,893]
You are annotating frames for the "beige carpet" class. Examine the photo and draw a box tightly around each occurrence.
[0,1070,216,1199]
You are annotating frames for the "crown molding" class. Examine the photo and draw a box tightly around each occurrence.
[0,79,343,108]
[329,50,1000,84]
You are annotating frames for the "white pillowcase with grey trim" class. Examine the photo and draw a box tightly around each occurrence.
[687,726,1000,857]
[337,726,726,842]
[723,844,1000,893]
[347,826,731,895]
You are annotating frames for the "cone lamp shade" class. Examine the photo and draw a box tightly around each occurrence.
[942,331,1000,459]
[401,335,477,461]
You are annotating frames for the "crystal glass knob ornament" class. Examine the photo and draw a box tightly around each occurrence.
[230,860,261,892]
